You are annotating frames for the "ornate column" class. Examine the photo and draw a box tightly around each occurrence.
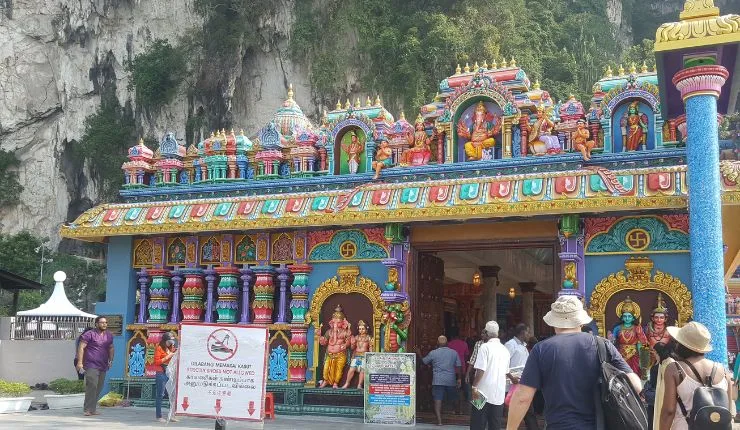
[169,271,183,324]
[480,266,501,323]
[558,215,585,298]
[288,264,311,323]
[518,115,529,156]
[239,266,254,324]
[275,266,291,323]
[137,268,149,324]
[502,118,513,158]
[147,269,171,323]
[519,282,536,331]
[215,267,240,323]
[287,263,311,383]
[180,269,205,321]
[252,266,276,325]
[673,64,729,363]
[204,268,217,323]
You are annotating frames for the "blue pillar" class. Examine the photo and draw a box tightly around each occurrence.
[94,236,137,395]
[674,65,729,364]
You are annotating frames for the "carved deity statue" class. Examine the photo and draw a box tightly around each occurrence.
[319,305,352,388]
[528,105,561,155]
[645,294,672,358]
[610,296,648,376]
[372,139,393,180]
[342,320,374,389]
[457,101,500,161]
[622,101,648,151]
[341,132,364,174]
[401,115,432,166]
[573,119,595,161]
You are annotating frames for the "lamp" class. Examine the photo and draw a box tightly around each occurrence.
[472,270,482,287]
[508,287,516,299]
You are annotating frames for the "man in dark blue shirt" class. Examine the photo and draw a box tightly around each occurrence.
[506,296,642,430]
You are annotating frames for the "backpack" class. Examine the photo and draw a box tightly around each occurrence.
[595,336,649,430]
[675,360,732,430]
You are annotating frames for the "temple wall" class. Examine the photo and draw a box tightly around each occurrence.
[0,340,77,384]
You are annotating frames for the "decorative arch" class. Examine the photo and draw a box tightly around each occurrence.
[166,237,186,266]
[445,73,518,118]
[308,229,389,261]
[133,239,154,268]
[588,256,692,337]
[602,80,661,118]
[271,233,294,263]
[199,236,221,265]
[330,118,375,175]
[235,235,257,264]
[585,216,689,254]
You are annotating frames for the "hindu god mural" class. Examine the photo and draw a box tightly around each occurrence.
[456,100,502,161]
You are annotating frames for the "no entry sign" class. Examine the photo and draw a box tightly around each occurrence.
[175,323,268,421]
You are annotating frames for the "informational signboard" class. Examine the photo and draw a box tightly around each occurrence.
[99,314,122,336]
[175,323,268,421]
[364,352,416,426]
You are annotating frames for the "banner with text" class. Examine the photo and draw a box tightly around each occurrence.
[363,352,416,426]
[175,323,268,421]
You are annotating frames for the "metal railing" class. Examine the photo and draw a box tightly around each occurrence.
[12,316,95,340]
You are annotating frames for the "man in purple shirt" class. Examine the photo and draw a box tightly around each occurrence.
[76,316,114,416]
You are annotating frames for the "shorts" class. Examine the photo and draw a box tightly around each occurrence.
[432,385,458,401]
[350,356,363,369]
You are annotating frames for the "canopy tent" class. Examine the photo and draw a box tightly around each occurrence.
[17,271,96,318]
[0,268,45,315]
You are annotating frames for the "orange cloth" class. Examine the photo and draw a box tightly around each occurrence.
[153,345,173,372]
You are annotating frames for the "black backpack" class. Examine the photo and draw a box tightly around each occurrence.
[595,336,649,430]
[675,360,732,430]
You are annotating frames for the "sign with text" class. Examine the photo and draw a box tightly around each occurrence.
[364,352,416,426]
[175,323,268,421]
[99,314,122,336]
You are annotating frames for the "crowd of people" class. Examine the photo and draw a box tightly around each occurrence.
[418,295,737,429]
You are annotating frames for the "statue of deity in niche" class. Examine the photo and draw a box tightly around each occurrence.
[644,293,672,367]
[318,305,352,388]
[372,139,393,180]
[609,296,648,376]
[528,105,561,155]
[341,131,365,174]
[400,115,432,166]
[342,320,373,389]
[621,101,649,151]
[457,101,500,161]
[573,119,595,161]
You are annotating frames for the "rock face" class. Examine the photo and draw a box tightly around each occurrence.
[0,0,319,248]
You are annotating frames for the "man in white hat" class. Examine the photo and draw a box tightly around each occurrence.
[471,320,510,430]
[506,296,641,430]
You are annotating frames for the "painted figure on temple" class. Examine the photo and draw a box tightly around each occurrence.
[457,101,500,161]
[622,101,649,151]
[645,293,672,352]
[341,132,364,174]
[610,296,648,375]
[573,119,595,161]
[342,320,373,389]
[400,115,432,166]
[318,305,352,388]
[528,105,561,155]
[372,139,393,180]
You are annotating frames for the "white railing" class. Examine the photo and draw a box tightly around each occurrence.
[11,316,94,340]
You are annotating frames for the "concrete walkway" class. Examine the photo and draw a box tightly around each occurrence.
[0,407,467,429]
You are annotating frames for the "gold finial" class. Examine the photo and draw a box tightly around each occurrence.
[491,59,498,69]
[680,0,720,20]
[374,95,381,106]
[344,99,351,109]
[640,62,648,73]
[366,96,372,107]
[464,63,470,73]
[336,99,342,110]
[138,137,145,146]
[533,79,541,90]
[230,128,235,135]
[473,61,479,70]
[606,65,613,78]
[287,83,294,100]
[618,64,625,75]
[239,129,245,135]
[399,111,406,120]
[321,109,328,125]
[629,62,637,74]
[568,94,575,100]
[652,63,657,73]
[220,129,226,137]
[501,57,508,68]
[482,60,488,69]
[455,64,461,74]
[510,57,517,67]
[354,97,361,108]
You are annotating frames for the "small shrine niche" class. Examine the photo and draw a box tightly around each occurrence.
[613,100,655,152]
[335,126,368,175]
[454,100,503,162]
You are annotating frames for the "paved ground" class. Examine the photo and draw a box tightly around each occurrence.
[0,407,467,429]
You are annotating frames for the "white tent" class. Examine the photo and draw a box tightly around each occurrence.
[17,271,96,318]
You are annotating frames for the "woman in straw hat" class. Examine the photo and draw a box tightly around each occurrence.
[658,321,735,430]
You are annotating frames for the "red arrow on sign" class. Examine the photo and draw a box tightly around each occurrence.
[181,396,189,411]
[247,400,255,416]
[215,398,222,414]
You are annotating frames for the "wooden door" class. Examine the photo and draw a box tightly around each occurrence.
[415,252,445,413]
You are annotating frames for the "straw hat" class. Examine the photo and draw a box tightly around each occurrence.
[667,321,712,353]
[543,295,592,329]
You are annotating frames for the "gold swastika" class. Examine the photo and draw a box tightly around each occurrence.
[626,229,651,251]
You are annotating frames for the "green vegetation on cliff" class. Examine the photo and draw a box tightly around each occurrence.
[0,149,22,208]
[126,39,188,110]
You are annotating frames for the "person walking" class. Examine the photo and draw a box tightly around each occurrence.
[641,342,673,430]
[505,324,538,430]
[448,328,470,413]
[74,327,93,381]
[471,321,510,430]
[506,296,641,430]
[76,316,114,417]
[153,332,178,422]
[465,329,488,404]
[416,335,462,426]
[658,322,735,430]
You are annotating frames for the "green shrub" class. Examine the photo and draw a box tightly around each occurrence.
[0,149,22,208]
[126,39,187,110]
[48,378,85,395]
[0,380,31,398]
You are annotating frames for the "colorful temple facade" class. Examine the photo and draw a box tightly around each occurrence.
[61,1,740,417]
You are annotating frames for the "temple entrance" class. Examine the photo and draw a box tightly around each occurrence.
[412,243,558,423]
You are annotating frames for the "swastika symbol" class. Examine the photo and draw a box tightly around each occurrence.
[339,241,357,259]
[626,229,650,251]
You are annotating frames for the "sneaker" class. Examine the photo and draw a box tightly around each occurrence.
[157,418,167,423]
[170,417,179,422]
